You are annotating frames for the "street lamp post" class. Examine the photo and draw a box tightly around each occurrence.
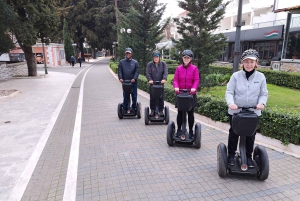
[42,37,48,74]
[233,0,243,73]
[72,43,77,58]
[120,28,132,47]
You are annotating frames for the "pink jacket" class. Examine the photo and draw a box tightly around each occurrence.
[173,63,200,94]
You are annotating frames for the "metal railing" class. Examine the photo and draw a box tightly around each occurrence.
[253,16,300,28]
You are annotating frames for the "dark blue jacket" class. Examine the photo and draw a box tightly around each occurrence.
[118,58,140,81]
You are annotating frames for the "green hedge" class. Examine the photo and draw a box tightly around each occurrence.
[209,65,300,90]
[110,61,300,145]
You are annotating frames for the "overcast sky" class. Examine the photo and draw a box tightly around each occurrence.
[157,0,185,19]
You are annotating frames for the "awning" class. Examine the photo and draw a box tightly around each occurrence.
[222,25,284,42]
[274,5,300,14]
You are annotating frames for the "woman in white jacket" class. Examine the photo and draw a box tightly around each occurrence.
[225,49,268,168]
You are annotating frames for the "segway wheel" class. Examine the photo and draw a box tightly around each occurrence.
[164,106,169,124]
[254,145,269,181]
[194,122,201,149]
[167,121,175,146]
[144,106,150,125]
[217,143,228,177]
[137,102,141,119]
[117,103,123,119]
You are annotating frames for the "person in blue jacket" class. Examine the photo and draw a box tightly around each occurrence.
[118,48,140,113]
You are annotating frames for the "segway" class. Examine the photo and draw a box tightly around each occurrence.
[144,81,169,125]
[166,89,201,149]
[217,107,269,180]
[117,80,141,119]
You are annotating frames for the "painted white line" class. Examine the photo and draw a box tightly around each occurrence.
[63,67,93,201]
[8,79,74,201]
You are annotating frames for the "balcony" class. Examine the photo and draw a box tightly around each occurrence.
[253,16,300,28]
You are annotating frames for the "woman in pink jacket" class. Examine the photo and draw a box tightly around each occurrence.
[173,49,200,138]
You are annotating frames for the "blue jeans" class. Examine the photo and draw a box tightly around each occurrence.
[123,83,137,110]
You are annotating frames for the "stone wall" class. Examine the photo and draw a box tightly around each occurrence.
[0,62,28,82]
[278,61,300,73]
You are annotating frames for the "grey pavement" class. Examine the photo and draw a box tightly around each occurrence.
[1,57,300,201]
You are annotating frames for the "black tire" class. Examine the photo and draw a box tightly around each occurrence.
[118,103,123,119]
[254,145,269,181]
[164,106,169,124]
[144,106,149,125]
[194,122,201,149]
[217,143,228,177]
[137,102,141,119]
[167,121,175,146]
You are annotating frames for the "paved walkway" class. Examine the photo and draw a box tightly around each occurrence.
[1,58,300,201]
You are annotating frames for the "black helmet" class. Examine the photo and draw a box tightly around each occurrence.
[152,50,161,57]
[125,47,133,54]
[240,49,259,62]
[182,49,193,58]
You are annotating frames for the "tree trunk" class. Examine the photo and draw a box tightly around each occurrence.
[21,44,37,76]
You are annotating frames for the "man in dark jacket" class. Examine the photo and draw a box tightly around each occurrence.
[118,48,140,113]
[146,50,168,116]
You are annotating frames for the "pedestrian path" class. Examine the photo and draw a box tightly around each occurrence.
[1,58,300,200]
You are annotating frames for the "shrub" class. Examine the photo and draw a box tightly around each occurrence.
[205,73,231,87]
[209,65,300,90]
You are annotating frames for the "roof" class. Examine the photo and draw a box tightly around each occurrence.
[274,5,300,13]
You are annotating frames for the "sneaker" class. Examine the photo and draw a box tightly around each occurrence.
[150,110,155,116]
[159,111,164,117]
[189,130,194,139]
[247,157,254,168]
[228,154,235,166]
[175,129,182,137]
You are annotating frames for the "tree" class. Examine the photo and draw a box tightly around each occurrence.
[117,0,169,74]
[5,0,59,76]
[174,0,229,87]
[0,0,15,55]
[63,19,73,63]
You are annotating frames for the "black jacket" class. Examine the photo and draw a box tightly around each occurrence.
[146,61,168,81]
[118,58,140,81]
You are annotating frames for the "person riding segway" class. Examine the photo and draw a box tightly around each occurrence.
[166,49,201,148]
[117,48,141,119]
[217,49,269,180]
[144,50,169,125]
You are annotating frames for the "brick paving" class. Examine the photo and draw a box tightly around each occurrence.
[5,58,300,200]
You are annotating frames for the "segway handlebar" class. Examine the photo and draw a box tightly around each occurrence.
[179,89,191,93]
[237,106,257,110]
[123,80,131,83]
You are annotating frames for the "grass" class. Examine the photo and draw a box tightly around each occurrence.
[200,84,300,114]
[167,74,300,114]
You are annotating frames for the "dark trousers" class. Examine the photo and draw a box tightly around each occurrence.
[71,61,75,66]
[79,62,82,67]
[123,83,137,110]
[228,114,256,158]
[150,87,164,111]
[177,108,195,131]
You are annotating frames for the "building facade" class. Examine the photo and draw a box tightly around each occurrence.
[215,0,300,65]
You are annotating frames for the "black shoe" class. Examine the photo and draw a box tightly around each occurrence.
[189,130,193,139]
[175,129,182,137]
[150,110,155,116]
[228,155,235,166]
[247,157,254,168]
[159,111,164,117]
